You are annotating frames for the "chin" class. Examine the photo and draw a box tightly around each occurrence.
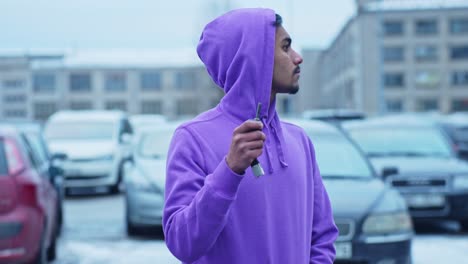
[289,86,299,94]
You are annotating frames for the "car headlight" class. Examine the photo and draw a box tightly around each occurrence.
[453,175,468,189]
[362,212,413,235]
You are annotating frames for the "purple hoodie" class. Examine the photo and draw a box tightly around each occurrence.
[163,8,338,264]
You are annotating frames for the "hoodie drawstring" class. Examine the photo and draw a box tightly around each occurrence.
[262,116,288,174]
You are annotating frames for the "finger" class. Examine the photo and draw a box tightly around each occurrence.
[234,120,263,134]
[241,130,266,142]
[242,141,264,151]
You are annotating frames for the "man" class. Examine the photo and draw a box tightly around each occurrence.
[163,8,338,264]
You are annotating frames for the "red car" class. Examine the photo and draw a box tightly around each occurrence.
[0,125,60,264]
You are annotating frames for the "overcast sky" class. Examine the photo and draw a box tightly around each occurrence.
[0,0,355,51]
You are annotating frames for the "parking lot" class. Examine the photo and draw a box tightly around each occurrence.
[50,193,468,264]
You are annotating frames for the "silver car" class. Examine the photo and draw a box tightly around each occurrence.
[123,122,178,236]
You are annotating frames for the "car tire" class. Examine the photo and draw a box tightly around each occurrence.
[460,220,468,231]
[33,228,47,264]
[126,218,140,236]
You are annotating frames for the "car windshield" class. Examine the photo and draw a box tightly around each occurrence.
[348,127,453,158]
[304,131,373,179]
[45,122,115,140]
[138,129,175,159]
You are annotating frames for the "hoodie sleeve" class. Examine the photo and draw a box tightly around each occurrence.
[163,127,244,263]
[308,139,339,264]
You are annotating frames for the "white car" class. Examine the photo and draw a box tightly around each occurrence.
[44,110,133,195]
[123,122,179,235]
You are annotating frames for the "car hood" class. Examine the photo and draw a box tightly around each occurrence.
[323,178,385,219]
[370,156,468,175]
[135,158,166,188]
[48,140,115,159]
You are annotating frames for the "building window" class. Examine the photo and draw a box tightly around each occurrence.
[105,73,126,92]
[176,98,197,116]
[3,94,26,103]
[386,99,403,112]
[414,71,440,88]
[33,74,55,93]
[175,72,195,90]
[414,45,438,62]
[2,79,25,90]
[105,101,127,111]
[450,18,468,34]
[70,101,93,110]
[383,73,405,87]
[141,72,162,91]
[415,19,438,35]
[416,99,438,111]
[33,102,56,120]
[383,21,403,36]
[383,46,404,62]
[452,99,468,111]
[452,71,468,86]
[141,101,162,114]
[3,109,26,118]
[450,45,468,60]
[70,73,92,92]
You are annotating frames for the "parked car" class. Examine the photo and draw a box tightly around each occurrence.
[1,120,66,236]
[44,110,133,195]
[342,115,468,231]
[123,122,178,236]
[0,125,62,263]
[289,119,413,264]
[129,114,167,133]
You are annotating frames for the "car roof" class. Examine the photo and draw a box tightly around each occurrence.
[342,113,441,130]
[0,120,42,134]
[0,124,20,137]
[47,110,126,123]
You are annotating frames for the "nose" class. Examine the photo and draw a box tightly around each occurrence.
[293,49,303,65]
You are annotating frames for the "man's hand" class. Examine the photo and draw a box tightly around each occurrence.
[226,120,266,175]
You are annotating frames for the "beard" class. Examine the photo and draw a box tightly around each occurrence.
[272,80,300,95]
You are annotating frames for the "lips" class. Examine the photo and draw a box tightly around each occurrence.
[294,67,301,75]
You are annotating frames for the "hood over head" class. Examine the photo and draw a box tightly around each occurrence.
[197,8,276,123]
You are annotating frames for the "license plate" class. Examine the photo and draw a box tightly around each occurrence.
[335,242,352,259]
[405,194,445,208]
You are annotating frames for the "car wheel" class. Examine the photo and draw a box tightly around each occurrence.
[126,218,140,236]
[33,229,47,264]
[460,220,468,231]
[46,233,57,261]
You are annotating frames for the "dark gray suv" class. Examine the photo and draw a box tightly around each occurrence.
[343,115,468,231]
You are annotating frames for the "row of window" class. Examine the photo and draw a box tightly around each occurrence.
[383,70,468,88]
[382,45,468,62]
[386,98,468,112]
[1,71,197,92]
[383,18,468,36]
[3,99,200,120]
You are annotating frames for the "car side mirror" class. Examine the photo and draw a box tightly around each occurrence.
[382,167,399,180]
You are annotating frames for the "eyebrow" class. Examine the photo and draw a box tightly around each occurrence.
[282,37,292,46]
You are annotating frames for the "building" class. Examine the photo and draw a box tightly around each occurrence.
[300,0,468,115]
[0,49,224,121]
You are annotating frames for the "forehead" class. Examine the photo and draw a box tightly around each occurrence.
[275,26,290,43]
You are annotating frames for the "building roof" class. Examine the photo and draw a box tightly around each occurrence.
[363,0,468,12]
[0,48,203,69]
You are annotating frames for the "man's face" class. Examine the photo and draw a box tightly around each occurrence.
[272,26,303,95]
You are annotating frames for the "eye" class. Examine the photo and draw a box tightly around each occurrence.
[282,45,290,52]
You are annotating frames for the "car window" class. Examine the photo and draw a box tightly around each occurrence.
[304,132,373,178]
[4,138,26,175]
[21,135,42,170]
[348,127,453,158]
[0,140,8,176]
[121,119,133,135]
[23,133,48,167]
